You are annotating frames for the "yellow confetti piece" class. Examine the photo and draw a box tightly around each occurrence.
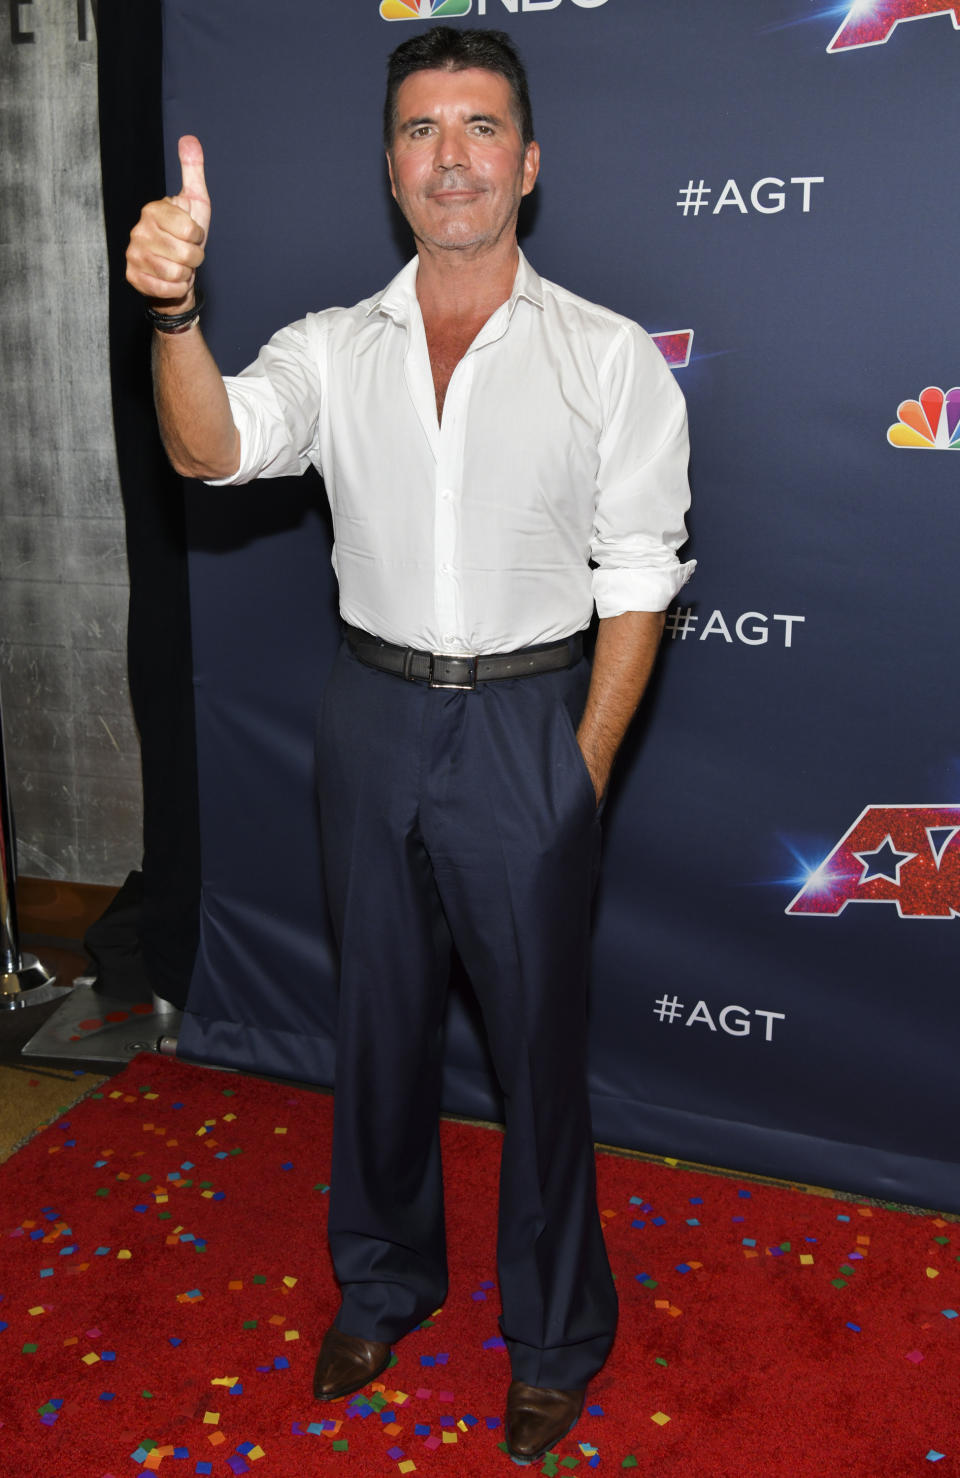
[211,1377,239,1388]
[82,1353,100,1366]
[665,1157,679,1166]
[203,1411,220,1425]
[579,1444,598,1457]
[155,1194,169,1205]
[399,1463,417,1475]
[223,1113,237,1122]
[28,1306,46,1316]
[117,1250,132,1261]
[651,1411,671,1426]
[441,1431,457,1444]
[283,1276,297,1288]
[927,1268,940,1279]
[457,1418,468,1432]
[393,1391,409,1405]
[109,1090,123,1099]
[284,1330,300,1342]
[248,1448,265,1461]
[800,1254,814,1266]
[144,1092,159,1100]
[274,1127,288,1135]
[201,1191,215,1199]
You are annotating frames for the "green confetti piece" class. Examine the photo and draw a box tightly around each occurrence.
[780,1242,791,1252]
[832,1278,848,1289]
[622,1460,639,1470]
[253,1275,266,1285]
[22,1344,37,1354]
[200,1182,213,1190]
[332,1439,348,1452]
[560,1460,579,1470]
[222,1088,235,1096]
[243,1321,257,1330]
[314,1184,330,1194]
[158,1213,172,1221]
[655,1357,668,1367]
[138,1174,152,1184]
[95,1189,109,1198]
[934,1236,950,1246]
[92,1092,104,1099]
[840,1265,855,1276]
[142,1390,154,1399]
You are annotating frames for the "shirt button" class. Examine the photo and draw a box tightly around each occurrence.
[443,633,456,646]
[441,488,453,501]
[439,562,452,575]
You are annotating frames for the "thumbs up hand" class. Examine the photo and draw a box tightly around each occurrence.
[125,136,211,312]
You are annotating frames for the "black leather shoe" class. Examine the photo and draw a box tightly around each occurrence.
[313,1325,391,1401]
[505,1380,585,1462]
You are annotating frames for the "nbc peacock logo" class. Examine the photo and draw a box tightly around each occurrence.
[887,386,960,450]
[381,0,472,19]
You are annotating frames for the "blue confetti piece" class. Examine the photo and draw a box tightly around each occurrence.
[101,1350,117,1361]
[731,1216,745,1224]
[436,1353,450,1365]
[737,1190,751,1198]
[440,1415,456,1428]
[629,1196,644,1205]
[415,1423,431,1436]
[472,1291,487,1301]
[942,1310,958,1320]
[387,1447,405,1460]
[281,1162,293,1171]
[587,1404,604,1416]
[846,1323,861,1332]
[686,1218,700,1227]
[229,1382,243,1394]
[652,1216,666,1227]
[926,1453,945,1463]
[134,1205,149,1214]
[0,1321,6,1333]
[94,1159,108,1168]
[421,1355,436,1366]
[274,1356,289,1370]
[174,1448,189,1458]
[95,1246,110,1256]
[689,1197,703,1205]
[59,1246,76,1256]
[381,1411,396,1424]
[676,1264,692,1274]
[837,1214,850,1222]
[631,1220,646,1230]
[486,1417,501,1429]
[99,1392,115,1402]
[480,1280,495,1289]
[213,1192,226,1201]
[463,1414,478,1427]
[131,1447,149,1463]
[196,1465,213,1476]
[39,1269,53,1279]
[172,1101,184,1110]
[170,1337,183,1347]
[237,1443,255,1455]
[306,1422,325,1435]
[742,1238,757,1248]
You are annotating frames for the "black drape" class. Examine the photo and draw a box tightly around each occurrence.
[95,0,200,1008]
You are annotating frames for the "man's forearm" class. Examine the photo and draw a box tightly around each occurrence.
[152,324,241,480]
[576,609,666,804]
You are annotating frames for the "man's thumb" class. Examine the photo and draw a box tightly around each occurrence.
[177,134,210,217]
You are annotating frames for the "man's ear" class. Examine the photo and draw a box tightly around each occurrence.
[386,151,397,201]
[521,141,540,199]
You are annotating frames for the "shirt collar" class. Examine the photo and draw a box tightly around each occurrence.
[367,248,544,324]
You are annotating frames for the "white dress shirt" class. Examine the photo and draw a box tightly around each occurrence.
[209,251,694,655]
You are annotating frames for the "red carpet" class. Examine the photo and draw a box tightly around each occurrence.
[0,1054,957,1477]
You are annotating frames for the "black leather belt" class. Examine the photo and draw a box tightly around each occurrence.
[345,625,582,691]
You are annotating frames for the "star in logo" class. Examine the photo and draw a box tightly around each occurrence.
[853,834,917,885]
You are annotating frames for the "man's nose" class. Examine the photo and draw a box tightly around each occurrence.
[434,127,465,170]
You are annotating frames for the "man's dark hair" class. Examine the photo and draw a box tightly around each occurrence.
[383,26,535,151]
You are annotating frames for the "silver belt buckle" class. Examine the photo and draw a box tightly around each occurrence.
[429,652,477,690]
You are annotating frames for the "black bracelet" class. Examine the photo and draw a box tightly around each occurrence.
[145,287,205,333]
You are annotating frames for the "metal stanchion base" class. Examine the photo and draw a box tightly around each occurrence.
[19,978,183,1065]
[1,953,72,1011]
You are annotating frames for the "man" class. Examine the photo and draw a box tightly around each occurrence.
[125,27,693,1464]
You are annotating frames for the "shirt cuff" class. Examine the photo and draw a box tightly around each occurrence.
[592,559,696,617]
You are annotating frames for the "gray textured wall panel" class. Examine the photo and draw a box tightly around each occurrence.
[0,6,142,887]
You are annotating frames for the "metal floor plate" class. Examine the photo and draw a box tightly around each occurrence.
[20,979,182,1066]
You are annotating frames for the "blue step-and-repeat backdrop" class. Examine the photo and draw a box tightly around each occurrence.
[168,0,959,1210]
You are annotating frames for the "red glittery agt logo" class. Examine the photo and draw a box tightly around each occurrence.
[828,1,960,52]
[787,806,960,918]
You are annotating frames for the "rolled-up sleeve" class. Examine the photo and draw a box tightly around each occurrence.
[205,318,322,487]
[591,321,695,615]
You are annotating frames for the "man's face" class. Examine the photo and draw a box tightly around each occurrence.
[387,67,539,257]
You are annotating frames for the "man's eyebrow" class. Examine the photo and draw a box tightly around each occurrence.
[399,111,505,130]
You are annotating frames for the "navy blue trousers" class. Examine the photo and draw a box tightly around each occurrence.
[316,642,617,1388]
